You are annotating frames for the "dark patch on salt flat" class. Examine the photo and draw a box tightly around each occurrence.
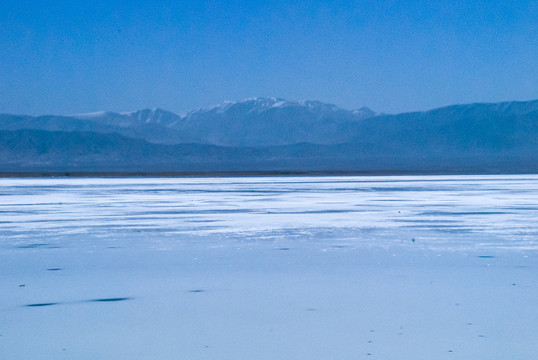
[396,219,459,223]
[278,247,290,251]
[90,297,131,302]
[17,243,49,249]
[25,302,59,307]
[420,211,508,216]
[47,268,62,271]
[288,210,356,214]
[189,289,205,293]
[186,219,220,223]
[478,255,495,258]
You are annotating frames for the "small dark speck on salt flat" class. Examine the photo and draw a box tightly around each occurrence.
[19,284,26,287]
[189,289,205,293]
[278,248,290,251]
[478,255,495,258]
[47,268,62,271]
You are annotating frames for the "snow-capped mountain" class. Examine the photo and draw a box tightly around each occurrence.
[176,98,375,146]
[1,98,377,146]
[1,98,537,173]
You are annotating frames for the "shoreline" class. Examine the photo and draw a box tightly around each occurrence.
[1,169,537,178]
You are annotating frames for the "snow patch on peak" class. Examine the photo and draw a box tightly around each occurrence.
[242,97,282,103]
[184,98,377,120]
[271,100,287,108]
[352,107,377,118]
[191,97,284,115]
[119,110,138,116]
[301,100,340,111]
[192,100,234,114]
[72,111,116,119]
[237,97,285,110]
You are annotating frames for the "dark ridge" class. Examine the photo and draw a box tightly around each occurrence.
[0,169,531,178]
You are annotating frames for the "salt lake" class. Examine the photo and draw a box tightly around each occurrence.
[1,175,538,359]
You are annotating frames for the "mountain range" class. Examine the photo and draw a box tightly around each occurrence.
[1,98,537,174]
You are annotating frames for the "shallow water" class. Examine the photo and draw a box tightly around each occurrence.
[1,175,538,359]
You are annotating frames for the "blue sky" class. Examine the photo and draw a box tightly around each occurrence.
[1,0,537,115]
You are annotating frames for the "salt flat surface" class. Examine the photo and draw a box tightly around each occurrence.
[1,175,538,359]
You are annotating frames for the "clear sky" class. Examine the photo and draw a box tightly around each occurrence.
[1,0,537,115]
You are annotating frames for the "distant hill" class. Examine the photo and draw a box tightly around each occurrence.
[0,98,537,174]
[0,98,376,146]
